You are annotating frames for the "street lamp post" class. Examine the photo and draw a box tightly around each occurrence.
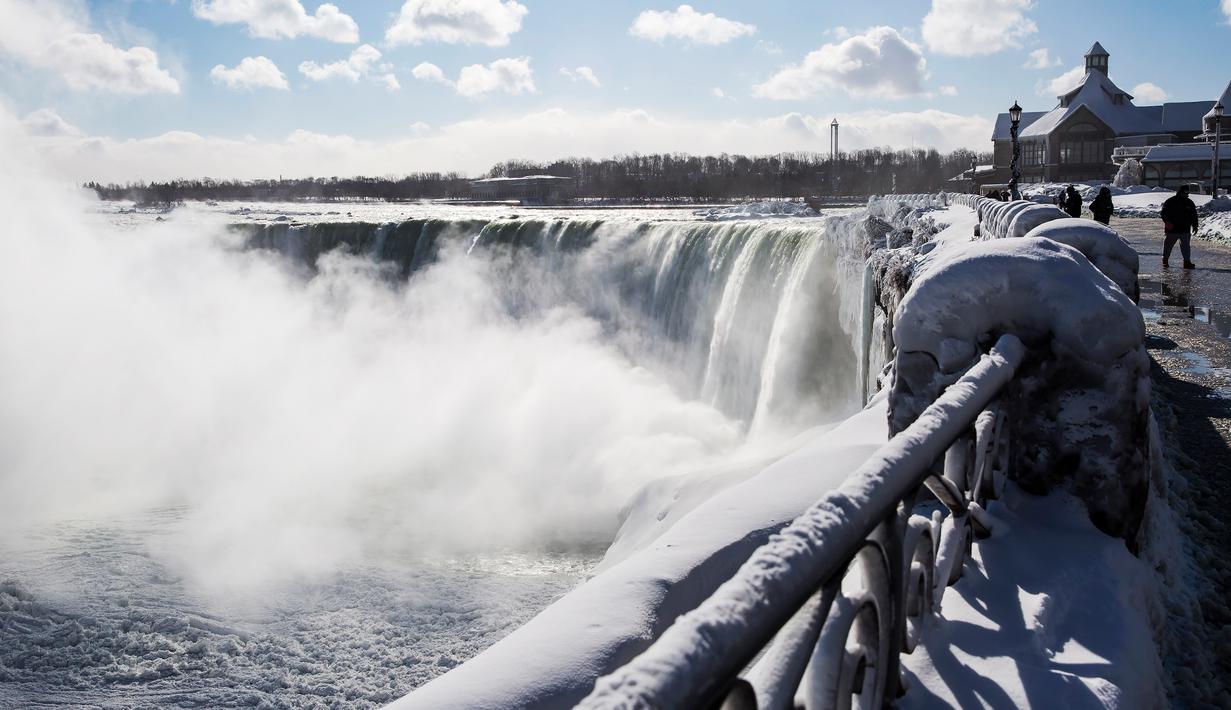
[1214,102,1225,198]
[1009,101,1023,201]
[970,157,977,194]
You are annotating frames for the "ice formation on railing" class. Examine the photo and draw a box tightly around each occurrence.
[893,241,1147,542]
[578,335,1026,709]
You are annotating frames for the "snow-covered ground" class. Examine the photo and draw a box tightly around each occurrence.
[900,487,1164,708]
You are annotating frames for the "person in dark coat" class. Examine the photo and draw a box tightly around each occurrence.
[987,189,1002,201]
[1063,186,1083,218]
[1160,185,1200,269]
[1090,186,1114,225]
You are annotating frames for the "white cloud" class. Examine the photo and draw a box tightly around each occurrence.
[26,107,994,182]
[1130,82,1168,103]
[299,44,383,83]
[210,56,289,90]
[560,66,600,87]
[0,0,179,94]
[21,108,83,138]
[755,40,783,55]
[922,0,1037,57]
[1023,47,1060,69]
[754,26,926,100]
[386,0,527,46]
[411,61,450,84]
[1224,0,1231,23]
[1035,64,1083,97]
[379,73,401,91]
[630,5,755,45]
[456,57,535,97]
[45,33,181,94]
[411,57,535,98]
[938,85,958,96]
[711,87,725,98]
[191,0,358,42]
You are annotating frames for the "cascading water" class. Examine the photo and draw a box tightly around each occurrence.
[238,214,870,436]
[0,197,876,709]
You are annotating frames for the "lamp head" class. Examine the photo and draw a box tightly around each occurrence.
[1009,101,1023,123]
[1215,102,1225,118]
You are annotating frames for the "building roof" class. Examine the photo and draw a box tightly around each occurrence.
[471,175,574,184]
[1141,142,1230,163]
[992,111,1047,140]
[1085,41,1109,57]
[1160,101,1215,131]
[1205,80,1231,120]
[1020,70,1173,138]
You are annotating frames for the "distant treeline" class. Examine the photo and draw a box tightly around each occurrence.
[87,173,473,204]
[87,148,991,204]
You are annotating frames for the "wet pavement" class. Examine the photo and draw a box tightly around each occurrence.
[1112,216,1231,705]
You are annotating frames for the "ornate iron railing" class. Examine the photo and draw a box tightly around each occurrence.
[578,334,1025,709]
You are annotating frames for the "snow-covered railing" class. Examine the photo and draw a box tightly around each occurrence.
[865,193,947,222]
[579,334,1025,709]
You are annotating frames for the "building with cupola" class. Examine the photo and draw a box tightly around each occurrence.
[982,42,1228,189]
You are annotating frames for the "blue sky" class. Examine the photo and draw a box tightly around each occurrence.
[1,0,1229,180]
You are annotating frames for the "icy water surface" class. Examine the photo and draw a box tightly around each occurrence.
[0,509,598,708]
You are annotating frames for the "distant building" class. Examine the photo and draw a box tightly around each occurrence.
[983,42,1227,188]
[469,175,576,204]
[1137,80,1231,189]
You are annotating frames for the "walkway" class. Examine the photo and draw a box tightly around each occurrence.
[1111,216,1231,705]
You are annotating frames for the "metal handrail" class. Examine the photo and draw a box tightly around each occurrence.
[579,334,1026,709]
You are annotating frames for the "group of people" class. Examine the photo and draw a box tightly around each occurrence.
[1052,185,1115,224]
[984,183,1202,270]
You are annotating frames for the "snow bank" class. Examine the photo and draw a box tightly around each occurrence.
[695,201,818,221]
[1021,181,1169,205]
[1022,218,1140,301]
[1198,209,1231,244]
[891,237,1150,541]
[1005,203,1068,240]
[390,399,890,710]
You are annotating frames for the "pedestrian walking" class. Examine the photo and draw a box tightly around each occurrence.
[1160,185,1200,269]
[1090,186,1114,225]
[1063,185,1083,218]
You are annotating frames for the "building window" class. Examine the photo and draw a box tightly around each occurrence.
[1059,123,1105,165]
[1023,140,1045,166]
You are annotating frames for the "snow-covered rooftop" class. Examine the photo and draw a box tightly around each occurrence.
[1205,80,1231,121]
[1141,142,1231,163]
[471,175,574,183]
[1020,70,1161,138]
[991,111,1046,141]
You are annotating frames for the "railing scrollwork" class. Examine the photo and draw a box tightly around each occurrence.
[578,334,1026,710]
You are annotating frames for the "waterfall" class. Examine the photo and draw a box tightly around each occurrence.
[237,214,873,435]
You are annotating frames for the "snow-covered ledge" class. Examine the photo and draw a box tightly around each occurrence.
[890,232,1148,543]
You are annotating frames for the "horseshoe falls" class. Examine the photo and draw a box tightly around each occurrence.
[0,202,872,709]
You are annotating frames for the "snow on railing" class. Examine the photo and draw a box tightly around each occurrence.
[865,193,947,223]
[579,334,1026,710]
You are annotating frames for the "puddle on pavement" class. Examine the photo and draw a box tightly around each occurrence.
[1138,278,1231,337]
